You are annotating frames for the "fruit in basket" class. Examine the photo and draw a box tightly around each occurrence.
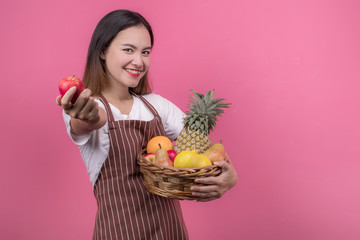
[174,89,231,154]
[167,150,177,162]
[194,154,213,168]
[173,150,198,168]
[147,136,173,154]
[157,157,173,167]
[155,144,173,167]
[58,75,84,103]
[203,141,226,163]
[144,153,156,163]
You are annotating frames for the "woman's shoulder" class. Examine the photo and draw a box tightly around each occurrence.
[139,93,172,105]
[140,92,164,100]
[139,93,183,113]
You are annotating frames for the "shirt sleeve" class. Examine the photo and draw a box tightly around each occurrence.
[143,94,186,141]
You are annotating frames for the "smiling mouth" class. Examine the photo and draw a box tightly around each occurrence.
[125,68,142,77]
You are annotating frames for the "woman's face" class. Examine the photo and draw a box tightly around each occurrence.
[101,25,152,90]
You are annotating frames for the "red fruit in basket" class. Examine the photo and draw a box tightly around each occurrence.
[59,75,84,103]
[144,153,156,163]
[167,150,177,162]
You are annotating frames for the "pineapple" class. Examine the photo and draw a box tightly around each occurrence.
[174,89,231,154]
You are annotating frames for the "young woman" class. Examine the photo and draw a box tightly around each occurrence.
[57,9,237,240]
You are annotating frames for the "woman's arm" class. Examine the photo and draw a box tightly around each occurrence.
[56,86,107,135]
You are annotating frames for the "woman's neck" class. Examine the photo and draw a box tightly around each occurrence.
[101,86,134,115]
[102,85,132,102]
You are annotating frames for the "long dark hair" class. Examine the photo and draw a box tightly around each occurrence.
[83,10,154,95]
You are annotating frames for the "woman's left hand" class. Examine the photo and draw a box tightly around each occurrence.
[190,158,238,202]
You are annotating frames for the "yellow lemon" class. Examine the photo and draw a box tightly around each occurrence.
[174,150,198,168]
[195,154,213,168]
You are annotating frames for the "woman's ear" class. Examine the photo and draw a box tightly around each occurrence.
[100,51,105,60]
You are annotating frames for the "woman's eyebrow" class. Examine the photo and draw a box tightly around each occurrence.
[122,43,152,50]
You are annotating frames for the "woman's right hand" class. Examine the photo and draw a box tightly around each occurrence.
[56,87,100,123]
[56,87,107,135]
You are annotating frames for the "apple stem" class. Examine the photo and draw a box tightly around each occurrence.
[158,143,162,149]
[71,74,75,80]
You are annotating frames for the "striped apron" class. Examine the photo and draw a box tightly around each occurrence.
[92,94,189,240]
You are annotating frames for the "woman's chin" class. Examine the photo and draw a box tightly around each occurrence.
[128,81,140,88]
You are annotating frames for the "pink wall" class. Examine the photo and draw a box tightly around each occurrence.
[1,0,360,239]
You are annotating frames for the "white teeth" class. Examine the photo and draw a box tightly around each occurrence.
[126,69,141,74]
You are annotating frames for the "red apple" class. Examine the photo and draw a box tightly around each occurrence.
[167,150,177,162]
[144,153,156,163]
[59,75,84,103]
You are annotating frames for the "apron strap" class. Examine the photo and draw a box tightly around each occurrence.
[133,93,161,118]
[98,93,116,130]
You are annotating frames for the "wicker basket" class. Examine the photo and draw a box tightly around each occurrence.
[137,149,222,200]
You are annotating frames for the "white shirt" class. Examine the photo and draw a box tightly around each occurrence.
[63,93,185,187]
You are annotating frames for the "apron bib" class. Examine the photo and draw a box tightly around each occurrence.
[92,94,188,240]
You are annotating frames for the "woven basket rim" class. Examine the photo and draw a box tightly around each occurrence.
[137,148,223,200]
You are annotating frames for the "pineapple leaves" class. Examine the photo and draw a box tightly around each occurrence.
[184,89,231,134]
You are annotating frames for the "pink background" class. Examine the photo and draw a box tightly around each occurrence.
[1,0,360,239]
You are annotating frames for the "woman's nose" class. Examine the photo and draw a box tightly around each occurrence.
[132,53,143,66]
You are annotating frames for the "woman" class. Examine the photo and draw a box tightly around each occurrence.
[57,9,237,239]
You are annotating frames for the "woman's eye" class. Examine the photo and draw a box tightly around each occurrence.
[123,48,133,53]
[142,50,151,56]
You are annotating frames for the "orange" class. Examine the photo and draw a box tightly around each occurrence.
[146,136,173,154]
